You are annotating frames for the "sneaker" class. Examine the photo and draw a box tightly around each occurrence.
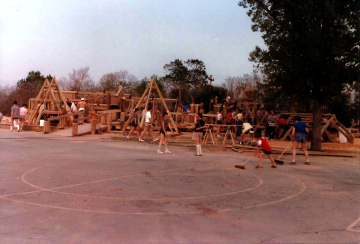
[304,162,310,165]
[139,138,144,142]
[289,162,296,165]
[157,149,164,154]
[153,138,159,142]
[165,149,172,154]
[10,128,12,132]
[126,136,130,139]
[217,135,221,138]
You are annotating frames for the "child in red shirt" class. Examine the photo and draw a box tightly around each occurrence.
[254,133,277,169]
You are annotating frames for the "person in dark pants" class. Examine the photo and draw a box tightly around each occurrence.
[236,117,243,138]
[265,110,277,140]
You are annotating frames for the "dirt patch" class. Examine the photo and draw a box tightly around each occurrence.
[190,203,218,216]
[142,172,151,176]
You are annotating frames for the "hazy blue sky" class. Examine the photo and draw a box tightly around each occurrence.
[0,0,265,86]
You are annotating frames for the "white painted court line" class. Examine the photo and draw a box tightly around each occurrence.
[346,217,360,233]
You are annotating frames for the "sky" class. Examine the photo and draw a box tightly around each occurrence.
[0,0,265,86]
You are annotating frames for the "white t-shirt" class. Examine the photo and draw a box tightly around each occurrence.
[242,122,253,133]
[216,113,222,121]
[71,103,78,113]
[236,113,243,120]
[20,107,28,117]
[145,111,152,123]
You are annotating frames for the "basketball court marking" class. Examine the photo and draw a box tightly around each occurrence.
[346,217,360,233]
[19,164,263,201]
[0,163,307,215]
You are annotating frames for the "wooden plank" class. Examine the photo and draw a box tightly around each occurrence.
[153,79,179,133]
[321,115,335,135]
[281,127,293,141]
[330,120,354,144]
[122,79,151,131]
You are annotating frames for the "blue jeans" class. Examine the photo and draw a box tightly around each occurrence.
[295,133,307,143]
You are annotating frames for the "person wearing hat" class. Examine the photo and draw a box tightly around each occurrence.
[78,98,87,112]
[290,116,310,165]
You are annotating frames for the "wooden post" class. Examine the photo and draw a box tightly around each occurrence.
[78,111,84,125]
[91,119,97,135]
[107,114,112,131]
[72,123,78,136]
[44,121,50,134]
[176,107,181,123]
[195,104,199,114]
[101,114,106,125]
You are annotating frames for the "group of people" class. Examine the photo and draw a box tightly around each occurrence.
[215,109,255,144]
[253,115,310,168]
[66,98,87,115]
[126,106,173,154]
[10,101,28,132]
[215,108,292,144]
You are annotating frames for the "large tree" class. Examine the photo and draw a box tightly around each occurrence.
[99,73,121,92]
[16,71,53,106]
[67,67,97,92]
[163,59,209,87]
[239,0,359,150]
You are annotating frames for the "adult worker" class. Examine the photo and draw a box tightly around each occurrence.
[240,118,254,144]
[266,110,277,140]
[290,116,310,165]
[139,106,158,142]
[10,101,20,132]
[78,98,87,112]
[77,98,87,123]
[19,104,28,132]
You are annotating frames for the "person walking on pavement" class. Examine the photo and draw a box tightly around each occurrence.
[139,106,158,142]
[128,108,140,138]
[19,104,28,131]
[10,101,20,132]
[157,112,174,154]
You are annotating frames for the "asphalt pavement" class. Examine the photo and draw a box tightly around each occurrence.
[0,131,359,243]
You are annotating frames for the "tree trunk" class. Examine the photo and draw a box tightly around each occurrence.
[311,100,323,151]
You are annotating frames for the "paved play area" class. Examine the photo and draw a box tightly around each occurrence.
[0,130,359,243]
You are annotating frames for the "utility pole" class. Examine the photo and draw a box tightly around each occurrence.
[208,75,214,86]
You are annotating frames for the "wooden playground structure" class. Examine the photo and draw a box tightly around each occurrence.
[25,77,355,144]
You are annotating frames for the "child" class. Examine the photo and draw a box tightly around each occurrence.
[290,116,310,165]
[127,108,140,138]
[254,133,277,169]
[157,112,174,154]
[192,113,206,156]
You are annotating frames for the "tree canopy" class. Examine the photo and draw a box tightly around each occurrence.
[239,0,359,150]
[163,59,209,87]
